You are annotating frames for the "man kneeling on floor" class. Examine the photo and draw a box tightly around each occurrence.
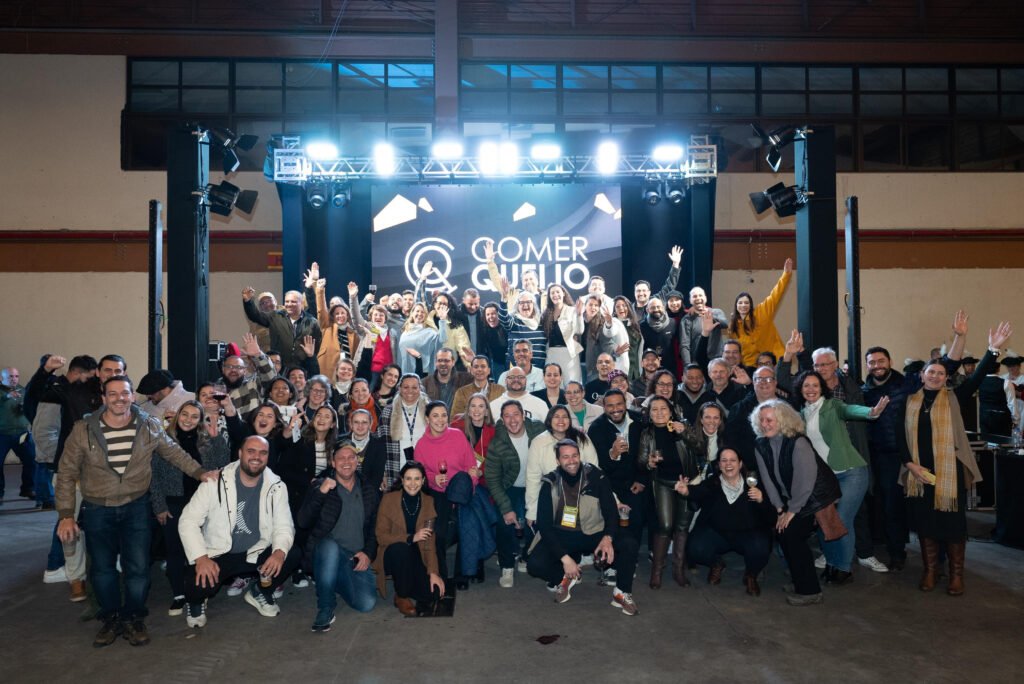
[527,438,640,615]
[297,440,379,633]
[178,435,300,627]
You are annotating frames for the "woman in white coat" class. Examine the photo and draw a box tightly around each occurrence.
[539,283,583,385]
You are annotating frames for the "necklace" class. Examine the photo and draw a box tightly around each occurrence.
[402,493,421,518]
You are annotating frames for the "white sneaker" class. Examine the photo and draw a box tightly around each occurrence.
[580,554,594,567]
[227,576,251,597]
[857,556,889,573]
[185,600,207,628]
[43,567,68,584]
[273,586,284,600]
[516,558,528,573]
[814,554,826,570]
[245,585,281,617]
[499,568,515,588]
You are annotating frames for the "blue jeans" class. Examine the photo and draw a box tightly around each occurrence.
[81,493,153,620]
[313,537,377,616]
[495,486,533,569]
[0,432,35,496]
[819,466,869,572]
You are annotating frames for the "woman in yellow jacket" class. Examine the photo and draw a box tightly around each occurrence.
[728,258,793,366]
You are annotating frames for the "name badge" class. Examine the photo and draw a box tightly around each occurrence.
[561,505,578,528]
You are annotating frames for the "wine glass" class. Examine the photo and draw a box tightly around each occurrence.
[746,475,759,488]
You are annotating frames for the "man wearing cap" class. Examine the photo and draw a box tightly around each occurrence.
[630,349,662,401]
[137,370,195,421]
[249,291,278,352]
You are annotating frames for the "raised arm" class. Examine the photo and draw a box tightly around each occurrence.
[947,309,969,362]
[956,321,1013,400]
[314,279,330,331]
[242,286,271,327]
[654,246,683,303]
[756,259,793,320]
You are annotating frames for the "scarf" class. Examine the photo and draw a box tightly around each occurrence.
[905,389,957,512]
[647,312,672,333]
[513,293,541,331]
[348,397,378,432]
[337,326,352,358]
[720,475,743,504]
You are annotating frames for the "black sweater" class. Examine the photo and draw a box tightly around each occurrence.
[687,475,775,533]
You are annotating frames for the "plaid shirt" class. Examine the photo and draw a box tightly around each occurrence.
[224,353,276,420]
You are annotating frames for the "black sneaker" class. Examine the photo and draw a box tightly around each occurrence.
[93,617,122,648]
[186,600,207,628]
[168,597,186,617]
[123,620,150,646]
[311,610,336,633]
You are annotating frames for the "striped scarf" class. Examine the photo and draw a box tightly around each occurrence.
[905,389,958,512]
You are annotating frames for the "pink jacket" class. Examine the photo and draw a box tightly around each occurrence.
[414,427,479,493]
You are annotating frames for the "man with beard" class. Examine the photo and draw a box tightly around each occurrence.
[640,298,674,366]
[677,363,716,425]
[242,286,321,368]
[57,376,218,646]
[178,435,299,628]
[681,286,729,366]
[587,390,646,541]
[527,439,640,616]
[631,349,661,402]
[217,333,281,420]
[633,245,683,319]
[423,348,472,411]
[860,315,968,571]
[460,288,484,355]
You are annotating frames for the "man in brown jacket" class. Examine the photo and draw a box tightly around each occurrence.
[56,376,218,648]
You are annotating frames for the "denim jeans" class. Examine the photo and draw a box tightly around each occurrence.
[495,486,533,569]
[819,466,869,572]
[0,432,35,496]
[313,537,377,616]
[81,493,153,620]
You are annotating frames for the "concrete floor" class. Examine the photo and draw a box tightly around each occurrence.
[2,463,1023,684]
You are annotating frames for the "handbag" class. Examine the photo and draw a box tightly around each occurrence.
[814,502,848,542]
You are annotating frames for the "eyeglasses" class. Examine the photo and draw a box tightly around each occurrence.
[655,381,675,388]
[813,360,837,369]
[753,377,776,384]
[223,364,247,371]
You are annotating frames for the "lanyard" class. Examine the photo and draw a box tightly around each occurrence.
[401,404,418,437]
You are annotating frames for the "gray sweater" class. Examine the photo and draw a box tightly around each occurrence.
[757,434,817,516]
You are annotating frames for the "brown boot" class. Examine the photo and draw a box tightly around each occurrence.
[671,530,690,587]
[394,595,416,616]
[69,579,87,603]
[946,540,966,596]
[707,559,725,585]
[919,537,939,592]
[649,535,669,589]
[743,572,761,597]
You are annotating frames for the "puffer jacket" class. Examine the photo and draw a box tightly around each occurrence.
[56,405,205,519]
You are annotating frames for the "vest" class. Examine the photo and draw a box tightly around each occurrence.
[755,435,840,517]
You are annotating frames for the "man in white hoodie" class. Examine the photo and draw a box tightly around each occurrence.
[177,435,299,628]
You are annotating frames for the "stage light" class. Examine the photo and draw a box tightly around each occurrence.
[750,124,799,172]
[374,143,396,177]
[666,181,686,205]
[478,141,499,176]
[499,142,520,175]
[305,141,339,161]
[652,144,684,162]
[749,182,807,218]
[206,180,258,216]
[306,182,327,209]
[530,143,562,161]
[209,127,259,174]
[596,141,619,175]
[643,180,662,206]
[432,140,464,159]
[330,183,350,208]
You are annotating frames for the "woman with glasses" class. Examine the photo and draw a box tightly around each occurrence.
[303,375,333,422]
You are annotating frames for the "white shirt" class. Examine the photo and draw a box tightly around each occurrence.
[397,401,426,467]
[490,392,549,425]
[498,366,544,392]
[803,397,831,464]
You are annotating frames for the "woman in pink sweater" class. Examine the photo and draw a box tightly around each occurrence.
[414,400,481,579]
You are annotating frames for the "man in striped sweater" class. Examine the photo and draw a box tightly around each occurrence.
[217,332,277,420]
[56,376,218,648]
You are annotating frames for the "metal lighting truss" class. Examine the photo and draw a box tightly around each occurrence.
[271,135,717,185]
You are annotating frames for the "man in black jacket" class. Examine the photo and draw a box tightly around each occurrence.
[587,390,646,541]
[527,439,640,616]
[297,441,380,633]
[242,286,321,368]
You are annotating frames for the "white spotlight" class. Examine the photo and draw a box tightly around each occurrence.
[478,141,500,176]
[432,140,464,159]
[499,142,520,175]
[596,141,619,175]
[652,144,684,162]
[305,141,339,161]
[374,143,396,176]
[530,143,562,161]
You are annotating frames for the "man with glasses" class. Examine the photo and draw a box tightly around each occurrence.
[217,333,277,421]
[423,348,472,412]
[490,366,548,423]
[778,335,890,574]
[724,365,784,468]
[498,340,544,392]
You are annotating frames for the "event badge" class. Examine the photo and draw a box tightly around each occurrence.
[561,505,579,529]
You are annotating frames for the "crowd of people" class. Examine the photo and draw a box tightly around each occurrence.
[2,237,1018,648]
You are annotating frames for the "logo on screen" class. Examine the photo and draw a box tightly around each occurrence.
[404,237,457,293]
